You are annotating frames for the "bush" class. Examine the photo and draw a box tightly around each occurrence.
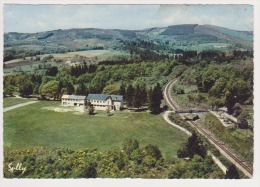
[122,138,139,157]
[142,155,156,168]
[225,164,240,179]
[176,88,185,94]
[237,111,249,129]
[143,144,162,160]
[80,162,97,178]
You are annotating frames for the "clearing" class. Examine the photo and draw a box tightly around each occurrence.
[3,97,36,108]
[4,101,188,160]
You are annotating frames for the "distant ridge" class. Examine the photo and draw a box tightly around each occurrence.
[4,24,253,60]
[160,24,198,35]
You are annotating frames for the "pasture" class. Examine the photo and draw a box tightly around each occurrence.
[3,97,35,108]
[3,101,188,160]
[3,50,129,75]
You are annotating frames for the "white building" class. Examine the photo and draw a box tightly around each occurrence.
[87,94,123,111]
[61,95,86,106]
[110,95,124,110]
[61,94,123,110]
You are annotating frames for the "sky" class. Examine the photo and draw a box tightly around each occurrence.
[3,4,254,33]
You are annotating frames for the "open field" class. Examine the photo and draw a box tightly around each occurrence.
[4,50,128,65]
[172,93,209,110]
[3,97,35,108]
[4,50,130,75]
[170,81,210,110]
[4,101,188,160]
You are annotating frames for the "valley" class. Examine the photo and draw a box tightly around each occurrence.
[3,23,254,179]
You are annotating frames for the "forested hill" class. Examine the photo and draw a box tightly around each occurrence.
[4,24,253,62]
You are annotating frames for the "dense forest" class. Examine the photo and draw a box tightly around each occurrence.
[4,49,253,116]
[4,138,228,178]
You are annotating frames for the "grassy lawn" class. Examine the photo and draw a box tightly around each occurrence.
[171,81,210,110]
[173,93,210,110]
[3,97,34,108]
[199,113,253,164]
[4,101,188,160]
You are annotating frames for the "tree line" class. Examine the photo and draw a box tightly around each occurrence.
[4,138,225,179]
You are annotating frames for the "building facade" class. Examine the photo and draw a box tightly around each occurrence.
[61,94,123,111]
[61,95,86,106]
[87,94,123,111]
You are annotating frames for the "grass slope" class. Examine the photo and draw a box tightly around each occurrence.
[3,97,34,108]
[4,101,188,160]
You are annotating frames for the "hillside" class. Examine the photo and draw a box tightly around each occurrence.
[4,24,253,62]
[160,24,198,35]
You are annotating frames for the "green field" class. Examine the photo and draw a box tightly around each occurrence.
[4,101,188,160]
[172,93,210,110]
[3,97,34,108]
[171,81,210,110]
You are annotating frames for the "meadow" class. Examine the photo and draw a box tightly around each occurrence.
[3,97,35,108]
[3,100,188,160]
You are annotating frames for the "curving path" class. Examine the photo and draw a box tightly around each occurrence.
[162,111,191,136]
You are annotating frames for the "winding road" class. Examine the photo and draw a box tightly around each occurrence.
[164,79,253,178]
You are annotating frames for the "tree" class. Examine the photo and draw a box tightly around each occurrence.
[201,67,221,92]
[187,133,207,158]
[130,148,143,164]
[176,87,185,94]
[39,80,59,100]
[45,66,58,76]
[119,83,126,98]
[225,78,251,114]
[140,85,148,105]
[225,91,236,114]
[142,155,156,168]
[125,84,135,107]
[177,143,192,158]
[106,106,111,116]
[80,162,97,178]
[19,81,33,97]
[84,100,94,115]
[154,83,163,101]
[208,77,226,99]
[143,144,162,160]
[75,83,88,95]
[102,84,120,95]
[66,82,75,95]
[237,111,249,129]
[148,83,163,114]
[225,164,240,179]
[232,103,242,117]
[4,85,14,97]
[133,84,142,109]
[177,133,207,159]
[122,138,139,157]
